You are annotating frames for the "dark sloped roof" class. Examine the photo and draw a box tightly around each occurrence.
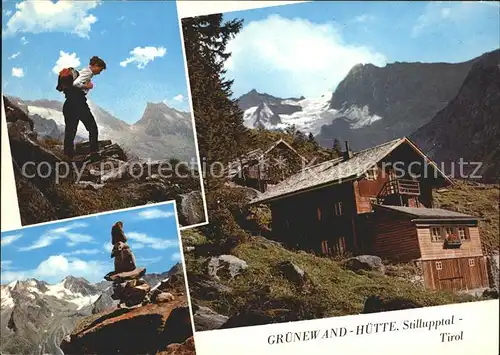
[374,204,478,219]
[227,139,307,179]
[250,138,403,204]
[250,137,452,204]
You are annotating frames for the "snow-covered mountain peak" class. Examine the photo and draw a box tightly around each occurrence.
[238,89,383,136]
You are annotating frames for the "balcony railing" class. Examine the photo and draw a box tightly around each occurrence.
[378,179,421,198]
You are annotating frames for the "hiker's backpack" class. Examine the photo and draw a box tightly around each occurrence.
[56,67,79,92]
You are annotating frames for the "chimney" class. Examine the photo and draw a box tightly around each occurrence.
[343,141,353,161]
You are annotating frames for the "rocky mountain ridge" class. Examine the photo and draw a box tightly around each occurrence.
[410,49,500,183]
[0,263,191,355]
[238,52,485,151]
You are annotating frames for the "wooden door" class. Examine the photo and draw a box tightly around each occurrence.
[436,259,464,291]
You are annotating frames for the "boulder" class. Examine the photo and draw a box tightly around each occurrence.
[120,282,151,307]
[278,261,307,287]
[60,300,192,355]
[207,255,248,280]
[12,162,57,225]
[192,306,229,331]
[4,97,34,129]
[104,267,146,282]
[344,255,385,274]
[178,191,205,226]
[189,275,232,301]
[483,288,499,299]
[159,336,196,355]
[74,140,113,155]
[362,295,421,314]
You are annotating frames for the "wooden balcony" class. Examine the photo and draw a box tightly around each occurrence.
[378,179,421,198]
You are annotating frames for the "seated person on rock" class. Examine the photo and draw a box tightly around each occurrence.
[110,221,137,273]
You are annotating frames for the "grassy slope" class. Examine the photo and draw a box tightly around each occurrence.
[433,179,499,254]
[187,236,477,320]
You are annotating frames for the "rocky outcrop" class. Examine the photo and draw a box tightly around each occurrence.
[60,263,193,354]
[103,267,151,308]
[343,255,385,274]
[60,300,194,355]
[177,190,205,227]
[410,49,500,182]
[278,261,308,287]
[158,336,196,355]
[192,306,229,331]
[206,255,248,281]
[188,275,232,301]
[3,96,205,227]
[316,55,477,151]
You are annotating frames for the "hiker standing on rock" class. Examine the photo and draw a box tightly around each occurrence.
[110,221,137,273]
[56,56,106,162]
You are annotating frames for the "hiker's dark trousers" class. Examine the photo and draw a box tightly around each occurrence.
[62,93,98,157]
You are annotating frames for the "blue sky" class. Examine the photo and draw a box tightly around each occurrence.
[0,202,182,284]
[2,0,190,123]
[222,1,500,99]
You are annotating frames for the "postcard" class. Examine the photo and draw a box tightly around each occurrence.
[0,201,196,355]
[176,0,500,354]
[1,0,208,231]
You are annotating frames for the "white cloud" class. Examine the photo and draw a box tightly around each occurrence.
[3,0,100,38]
[11,67,24,78]
[353,14,376,23]
[126,232,178,250]
[117,15,125,21]
[171,252,181,262]
[19,222,92,251]
[103,242,112,254]
[61,248,101,256]
[8,52,21,60]
[52,51,81,74]
[20,36,28,44]
[137,208,175,220]
[1,234,22,246]
[120,46,167,69]
[225,15,386,98]
[411,2,494,37]
[4,9,13,16]
[136,256,162,265]
[130,243,145,250]
[19,234,58,251]
[1,255,108,284]
[173,94,185,102]
[1,260,13,270]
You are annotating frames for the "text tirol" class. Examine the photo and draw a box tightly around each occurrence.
[268,328,348,344]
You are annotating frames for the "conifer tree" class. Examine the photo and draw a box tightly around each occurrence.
[182,15,250,187]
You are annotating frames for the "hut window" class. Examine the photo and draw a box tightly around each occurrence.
[334,202,343,216]
[458,227,469,240]
[317,207,322,221]
[430,227,442,242]
[468,258,475,267]
[435,261,443,270]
